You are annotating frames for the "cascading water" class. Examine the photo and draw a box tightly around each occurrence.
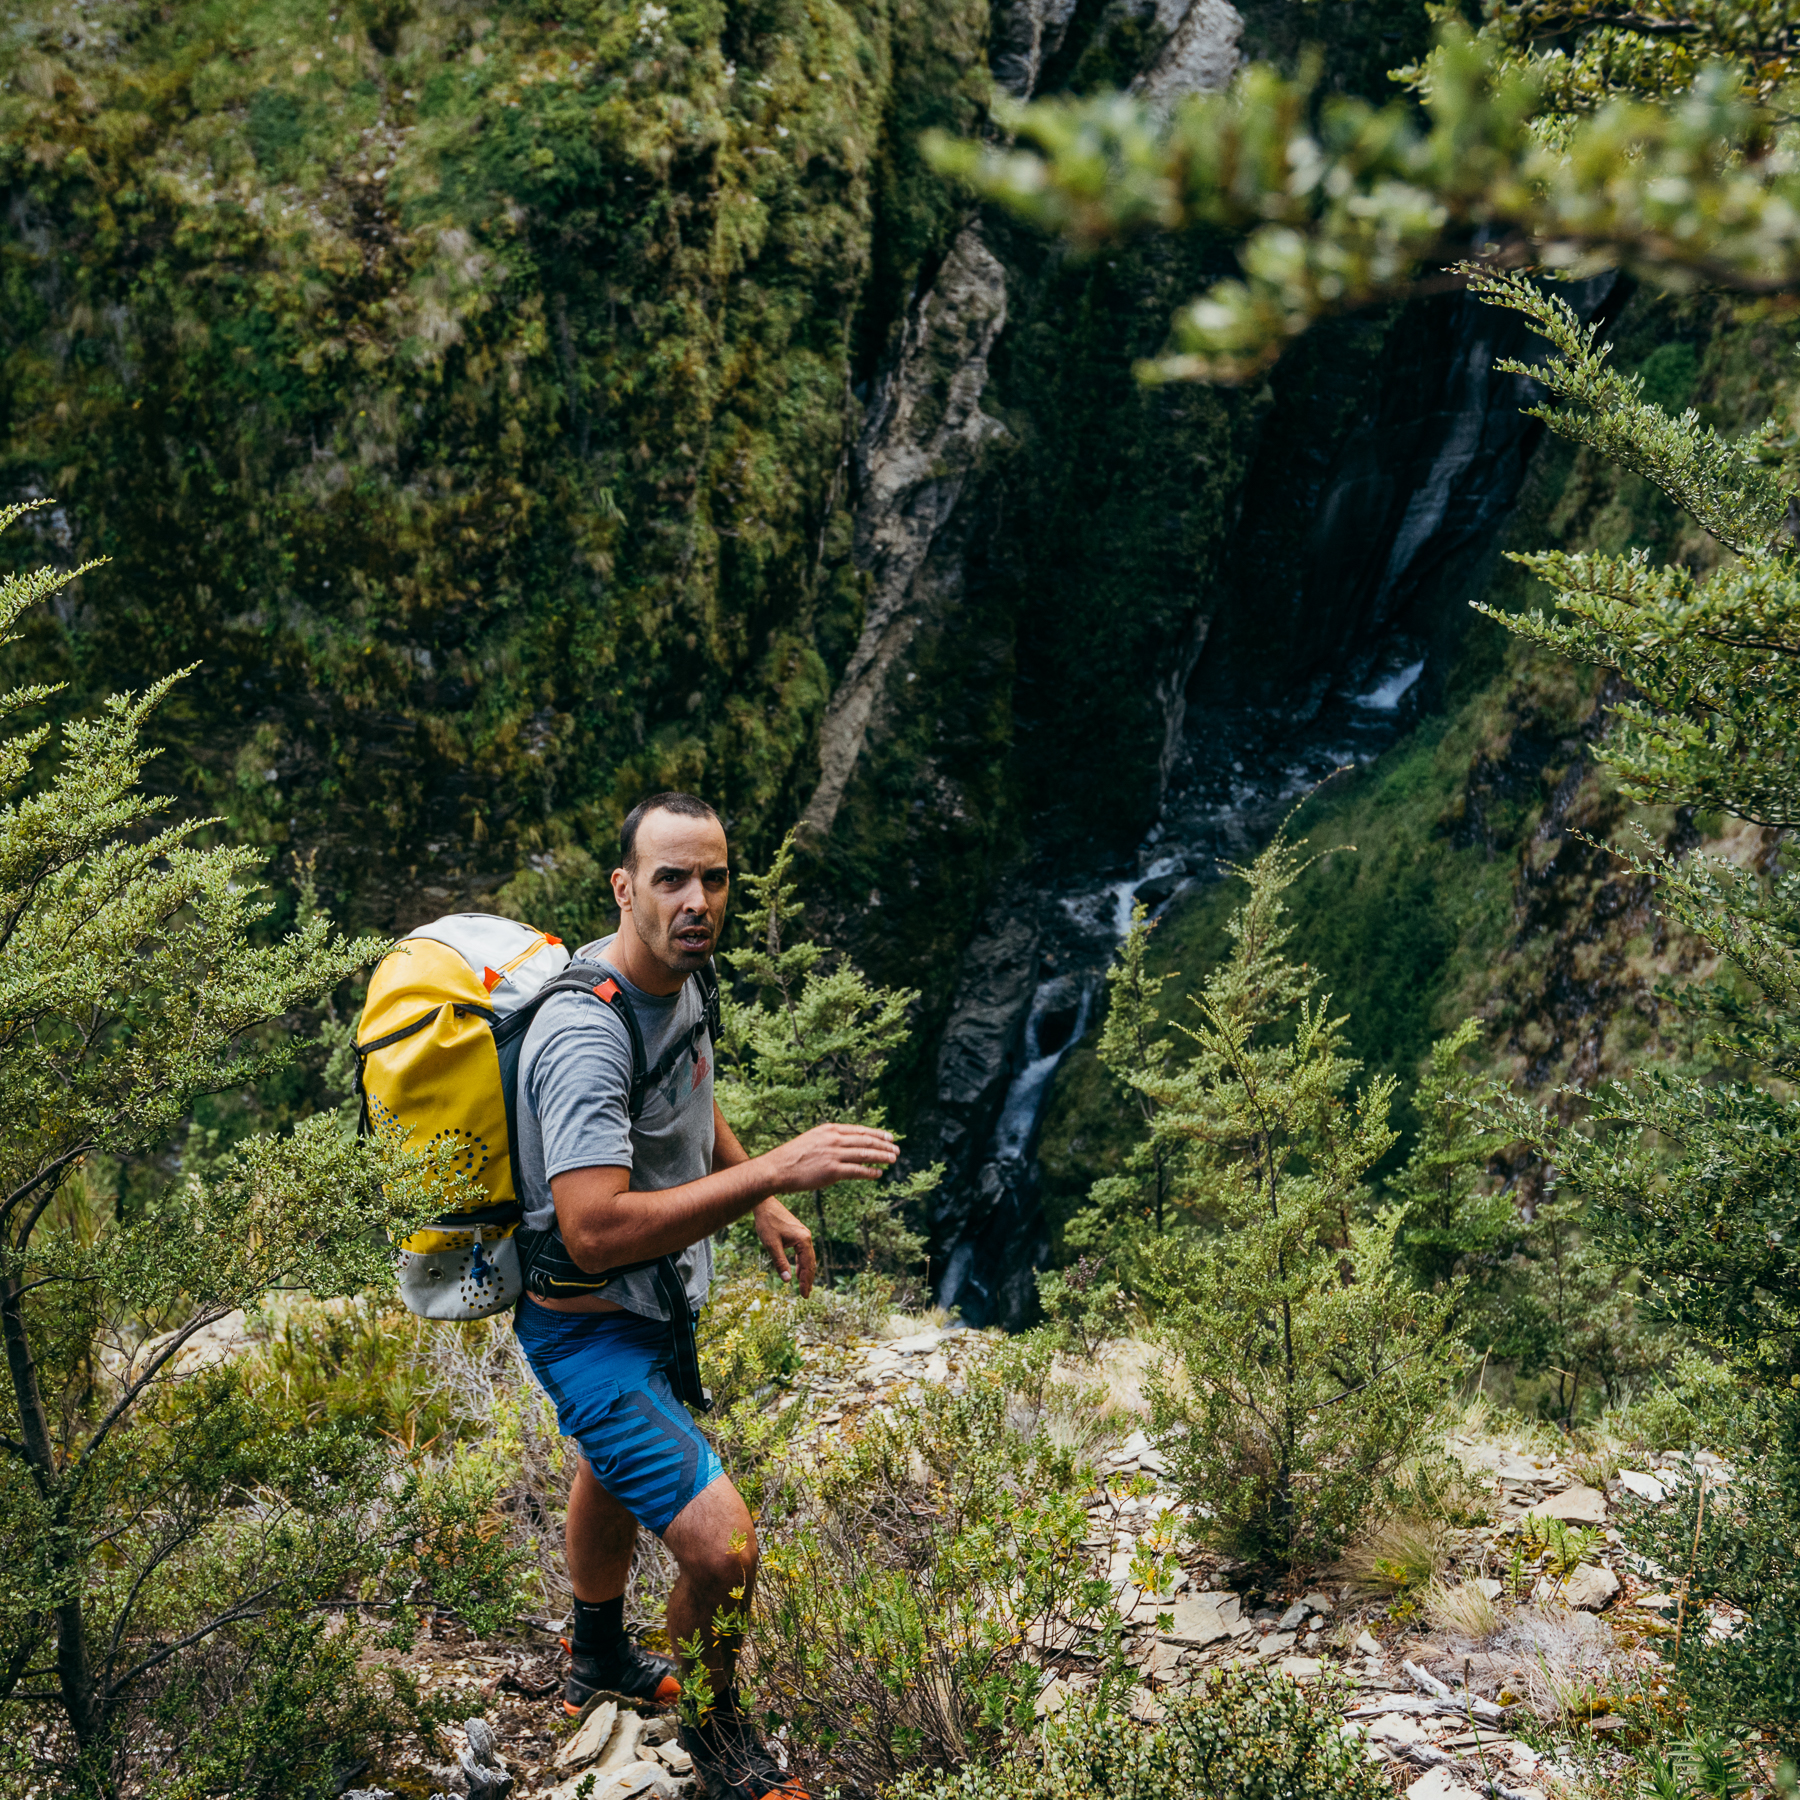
[933,642,1446,1324]
[924,275,1625,1328]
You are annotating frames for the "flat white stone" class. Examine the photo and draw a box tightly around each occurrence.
[1354,1629,1383,1656]
[1256,1630,1296,1658]
[1407,1767,1484,1800]
[1368,1713,1430,1744]
[1135,1638,1184,1682]
[1300,1590,1334,1615]
[583,1713,645,1784]
[1558,1563,1620,1611]
[1157,1592,1239,1646]
[602,1761,675,1800]
[1617,1470,1666,1503]
[558,1700,619,1769]
[1276,1656,1323,1680]
[1278,1601,1310,1630]
[1126,1684,1165,1722]
[1525,1484,1607,1525]
[885,1331,944,1355]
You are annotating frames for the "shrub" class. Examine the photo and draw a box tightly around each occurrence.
[744,1356,1129,1793]
[893,1668,1391,1800]
[1618,1348,1743,1454]
[0,511,525,1792]
[1131,831,1464,1570]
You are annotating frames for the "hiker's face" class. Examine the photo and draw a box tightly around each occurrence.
[615,811,729,976]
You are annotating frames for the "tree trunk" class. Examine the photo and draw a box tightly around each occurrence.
[2,1273,102,1752]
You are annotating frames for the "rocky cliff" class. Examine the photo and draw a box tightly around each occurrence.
[3,0,1743,1323]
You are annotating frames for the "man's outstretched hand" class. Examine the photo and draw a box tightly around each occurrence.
[753,1197,817,1297]
[763,1122,898,1194]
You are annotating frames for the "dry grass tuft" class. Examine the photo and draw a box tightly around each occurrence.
[1490,1605,1624,1721]
[1335,1513,1452,1594]
[1052,1334,1165,1422]
[1423,1578,1502,1644]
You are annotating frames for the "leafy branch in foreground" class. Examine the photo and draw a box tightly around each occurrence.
[0,503,510,1796]
[928,25,1800,380]
[1467,261,1800,1734]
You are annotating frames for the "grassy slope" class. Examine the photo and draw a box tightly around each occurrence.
[1035,283,1795,1246]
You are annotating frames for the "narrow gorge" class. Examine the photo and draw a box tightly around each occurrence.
[0,0,1740,1318]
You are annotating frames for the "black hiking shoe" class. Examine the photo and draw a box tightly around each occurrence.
[561,1634,682,1715]
[679,1692,806,1800]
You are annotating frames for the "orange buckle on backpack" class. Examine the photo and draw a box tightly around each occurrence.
[594,979,621,1003]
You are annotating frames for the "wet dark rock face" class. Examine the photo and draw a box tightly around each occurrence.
[903,278,1623,1328]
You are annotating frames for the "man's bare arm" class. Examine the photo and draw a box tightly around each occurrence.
[552,1123,891,1275]
[712,1104,751,1172]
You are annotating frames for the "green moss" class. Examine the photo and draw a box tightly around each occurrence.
[0,0,987,924]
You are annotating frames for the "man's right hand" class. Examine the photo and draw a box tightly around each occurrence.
[762,1123,898,1193]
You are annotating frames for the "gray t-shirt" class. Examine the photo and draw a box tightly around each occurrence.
[516,935,715,1318]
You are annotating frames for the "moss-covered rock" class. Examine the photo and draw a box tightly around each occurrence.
[0,0,988,921]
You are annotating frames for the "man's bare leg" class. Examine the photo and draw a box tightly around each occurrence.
[661,1476,758,1703]
[561,1459,682,1711]
[567,1456,638,1602]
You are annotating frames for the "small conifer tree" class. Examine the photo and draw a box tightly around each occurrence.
[1070,903,1184,1247]
[1121,833,1464,1569]
[0,508,509,1792]
[716,831,937,1283]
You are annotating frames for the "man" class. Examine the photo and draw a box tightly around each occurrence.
[512,790,897,1800]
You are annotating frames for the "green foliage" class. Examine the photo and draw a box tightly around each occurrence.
[0,0,988,910]
[1087,832,1465,1569]
[0,509,519,1788]
[745,1354,1129,1794]
[930,24,1800,380]
[129,1611,436,1800]
[717,830,937,1280]
[1620,1347,1744,1452]
[1618,1431,1800,1746]
[1058,904,1184,1259]
[1391,1016,1517,1293]
[1034,1253,1134,1362]
[1404,0,1800,118]
[1466,235,1800,1731]
[893,1667,1392,1800]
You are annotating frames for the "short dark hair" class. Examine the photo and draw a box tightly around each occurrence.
[619,791,723,872]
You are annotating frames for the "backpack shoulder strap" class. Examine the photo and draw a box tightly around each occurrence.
[695,957,722,1047]
[532,960,652,1116]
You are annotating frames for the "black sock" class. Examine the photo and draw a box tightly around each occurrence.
[571,1594,626,1665]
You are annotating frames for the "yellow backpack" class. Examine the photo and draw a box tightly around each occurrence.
[357,913,722,1336]
[354,914,576,1320]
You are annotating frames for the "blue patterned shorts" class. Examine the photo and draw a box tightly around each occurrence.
[514,1299,725,1536]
